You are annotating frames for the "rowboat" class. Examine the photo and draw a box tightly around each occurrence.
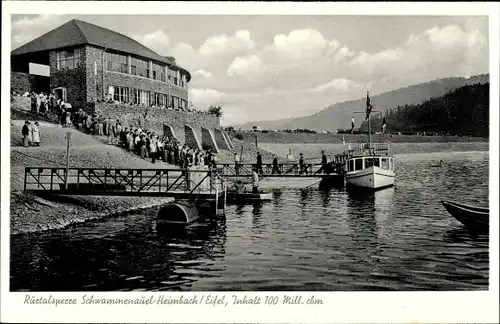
[441,200,489,231]
[226,191,273,203]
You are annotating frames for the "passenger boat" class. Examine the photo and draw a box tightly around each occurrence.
[226,191,273,203]
[441,200,489,231]
[344,143,396,190]
[344,91,395,190]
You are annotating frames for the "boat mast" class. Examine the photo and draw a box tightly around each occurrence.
[367,91,372,154]
[368,110,372,153]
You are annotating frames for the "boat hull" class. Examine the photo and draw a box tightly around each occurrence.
[345,166,395,190]
[441,200,489,231]
[227,192,273,204]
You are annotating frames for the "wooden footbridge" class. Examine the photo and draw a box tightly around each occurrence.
[23,153,349,197]
[23,167,226,199]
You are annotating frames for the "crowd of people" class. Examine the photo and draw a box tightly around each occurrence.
[116,127,220,168]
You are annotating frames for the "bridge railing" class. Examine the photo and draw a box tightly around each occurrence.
[346,143,391,157]
[216,163,324,177]
[24,167,224,196]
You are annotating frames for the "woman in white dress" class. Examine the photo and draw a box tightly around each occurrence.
[65,111,71,128]
[32,122,41,147]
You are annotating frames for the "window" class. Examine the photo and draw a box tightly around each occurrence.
[134,90,150,106]
[130,88,137,103]
[348,160,354,172]
[374,158,380,167]
[152,63,165,81]
[105,53,128,74]
[168,69,177,84]
[153,93,167,106]
[365,158,374,168]
[171,96,180,108]
[381,158,389,170]
[131,57,149,78]
[56,48,82,70]
[355,159,363,171]
[108,86,129,103]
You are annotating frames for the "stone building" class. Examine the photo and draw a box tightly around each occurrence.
[11,19,191,112]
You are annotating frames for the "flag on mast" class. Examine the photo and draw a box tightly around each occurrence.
[365,91,373,120]
[350,116,355,133]
[382,116,387,133]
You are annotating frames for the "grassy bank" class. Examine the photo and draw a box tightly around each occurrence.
[231,131,489,144]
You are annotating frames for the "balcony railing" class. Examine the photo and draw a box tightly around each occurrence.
[346,143,391,156]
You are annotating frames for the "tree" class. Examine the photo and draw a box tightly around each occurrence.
[208,105,223,117]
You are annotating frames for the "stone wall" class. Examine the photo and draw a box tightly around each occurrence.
[184,125,202,150]
[222,131,235,150]
[214,128,231,150]
[85,45,189,108]
[163,124,178,141]
[49,50,87,110]
[201,127,220,153]
[94,102,220,138]
[11,96,31,111]
[11,72,31,94]
[85,46,104,103]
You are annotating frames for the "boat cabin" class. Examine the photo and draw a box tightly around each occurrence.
[346,155,395,172]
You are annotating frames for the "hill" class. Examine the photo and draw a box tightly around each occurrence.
[359,83,489,137]
[235,74,489,131]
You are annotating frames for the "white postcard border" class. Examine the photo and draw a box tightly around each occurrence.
[1,2,499,323]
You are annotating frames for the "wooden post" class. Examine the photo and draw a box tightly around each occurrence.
[65,132,71,190]
[255,135,258,148]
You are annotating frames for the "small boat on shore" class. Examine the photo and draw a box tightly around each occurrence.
[441,200,489,231]
[226,191,273,204]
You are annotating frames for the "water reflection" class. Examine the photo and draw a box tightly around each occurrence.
[11,150,490,291]
[444,227,489,244]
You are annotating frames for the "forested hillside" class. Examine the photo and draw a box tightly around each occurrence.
[360,83,489,137]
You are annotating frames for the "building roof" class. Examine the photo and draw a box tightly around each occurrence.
[11,19,190,81]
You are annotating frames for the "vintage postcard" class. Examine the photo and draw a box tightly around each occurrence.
[1,1,499,323]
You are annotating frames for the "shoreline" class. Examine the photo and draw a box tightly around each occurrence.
[231,131,489,144]
[10,119,490,236]
[10,192,174,236]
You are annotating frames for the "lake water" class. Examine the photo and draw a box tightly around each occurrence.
[10,143,490,291]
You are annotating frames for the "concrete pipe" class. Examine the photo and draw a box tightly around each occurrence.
[157,202,199,224]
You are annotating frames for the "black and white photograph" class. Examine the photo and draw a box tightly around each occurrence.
[1,2,499,323]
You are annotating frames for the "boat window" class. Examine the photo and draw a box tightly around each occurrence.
[355,158,363,171]
[391,158,395,171]
[348,160,354,172]
[374,158,380,167]
[389,158,392,170]
[381,158,389,169]
[365,158,374,168]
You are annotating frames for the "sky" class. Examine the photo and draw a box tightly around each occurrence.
[11,14,489,125]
